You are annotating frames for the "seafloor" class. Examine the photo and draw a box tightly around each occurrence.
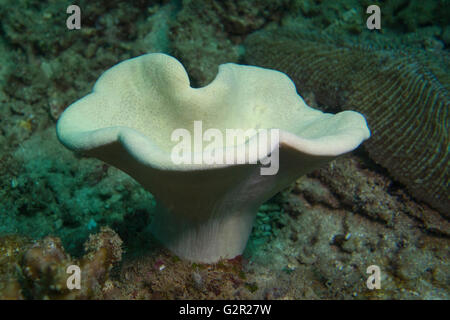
[0,0,448,299]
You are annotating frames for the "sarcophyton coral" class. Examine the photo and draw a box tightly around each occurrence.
[245,28,449,215]
[56,53,370,263]
[0,227,122,299]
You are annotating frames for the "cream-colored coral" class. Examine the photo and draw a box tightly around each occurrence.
[57,53,370,263]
